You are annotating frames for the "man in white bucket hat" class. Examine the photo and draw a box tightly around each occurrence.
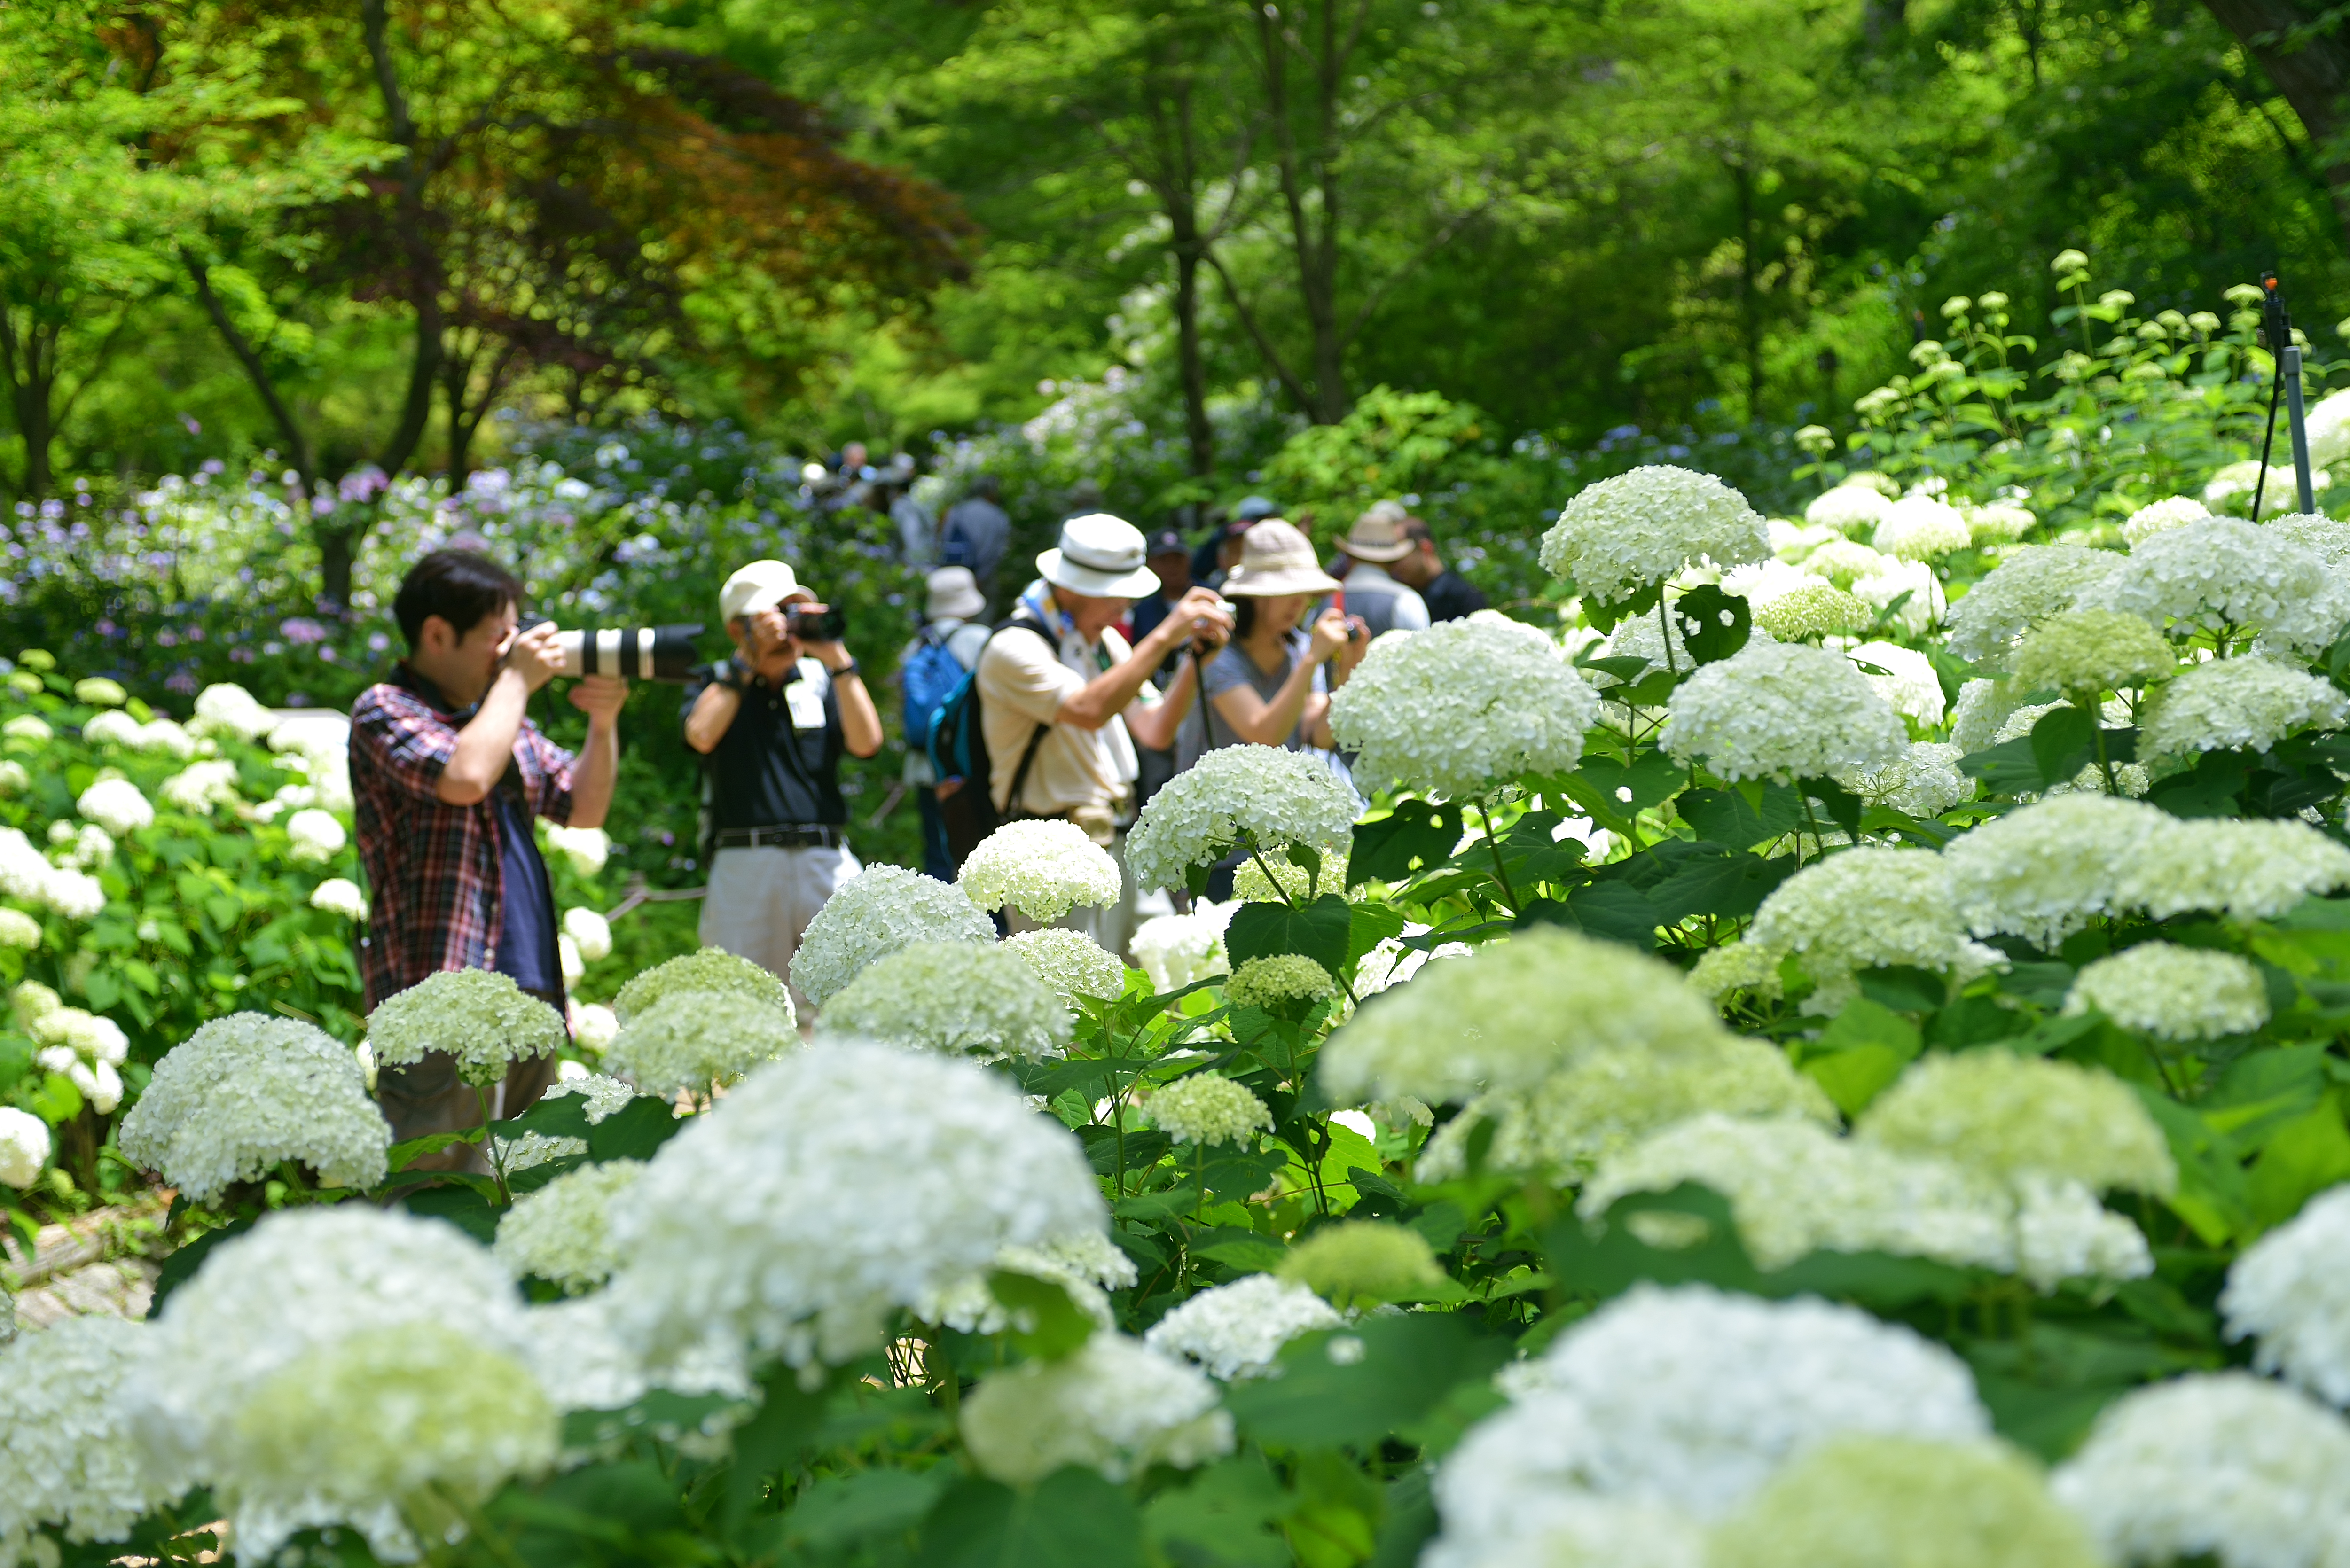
[973,511,1234,952]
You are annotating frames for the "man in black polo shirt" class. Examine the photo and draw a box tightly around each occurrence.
[683,558,883,1014]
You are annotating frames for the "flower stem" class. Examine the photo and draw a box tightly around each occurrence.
[1477,796,1521,913]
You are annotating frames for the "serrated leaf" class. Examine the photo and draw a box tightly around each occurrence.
[1668,584,1752,665]
[1226,894,1353,976]
[1350,800,1465,886]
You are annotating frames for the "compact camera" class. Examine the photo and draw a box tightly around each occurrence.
[537,623,704,684]
[785,605,849,642]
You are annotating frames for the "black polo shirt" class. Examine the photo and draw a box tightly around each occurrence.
[682,658,847,829]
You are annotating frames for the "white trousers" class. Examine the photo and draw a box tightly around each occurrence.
[700,843,861,1022]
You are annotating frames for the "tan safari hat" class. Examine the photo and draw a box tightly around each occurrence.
[1341,501,1416,563]
[1222,519,1345,597]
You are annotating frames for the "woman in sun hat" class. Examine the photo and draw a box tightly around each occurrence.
[1171,517,1369,776]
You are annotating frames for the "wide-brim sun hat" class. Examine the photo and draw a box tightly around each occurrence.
[1342,503,1416,563]
[1036,513,1163,599]
[925,566,987,621]
[1222,519,1346,597]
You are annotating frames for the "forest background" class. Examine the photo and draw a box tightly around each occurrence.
[9,0,2350,889]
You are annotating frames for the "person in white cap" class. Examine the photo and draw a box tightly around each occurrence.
[975,512,1234,952]
[1333,501,1431,639]
[899,567,995,878]
[682,559,884,1013]
[1174,518,1368,776]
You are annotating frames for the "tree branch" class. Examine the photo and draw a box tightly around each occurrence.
[1204,247,1317,411]
[186,254,316,493]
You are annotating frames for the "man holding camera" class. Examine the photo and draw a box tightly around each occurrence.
[683,559,883,1013]
[350,549,626,1165]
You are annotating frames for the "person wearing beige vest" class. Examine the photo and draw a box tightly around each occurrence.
[976,513,1233,955]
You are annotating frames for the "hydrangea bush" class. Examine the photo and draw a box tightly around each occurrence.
[14,257,2350,1568]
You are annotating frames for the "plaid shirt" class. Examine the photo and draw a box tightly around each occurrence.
[349,669,577,1008]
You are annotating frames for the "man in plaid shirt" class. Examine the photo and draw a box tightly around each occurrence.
[350,550,625,1166]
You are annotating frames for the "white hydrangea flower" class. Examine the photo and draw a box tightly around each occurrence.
[1857,1050,2175,1196]
[160,759,243,814]
[192,682,276,741]
[56,822,111,871]
[2221,1184,2350,1404]
[2205,457,2332,517]
[562,906,612,963]
[1661,641,1908,784]
[1144,1072,1273,1147]
[1004,928,1127,1000]
[0,829,102,921]
[0,907,37,950]
[816,940,1071,1061]
[2052,1373,2350,1568]
[1540,466,1772,602]
[80,709,143,749]
[1126,748,1358,897]
[1837,741,1973,818]
[1802,537,1894,586]
[493,1072,641,1174]
[1944,546,2122,664]
[1424,1282,1987,1568]
[1966,501,2037,543]
[1329,616,1598,796]
[1747,847,1976,1004]
[959,1333,1233,1485]
[3,713,54,741]
[605,987,796,1096]
[1320,928,1731,1106]
[1128,901,1235,992]
[1948,677,2021,754]
[613,945,795,1022]
[540,822,609,878]
[72,677,125,707]
[1581,1115,2149,1290]
[2130,817,2350,922]
[1852,556,1948,636]
[1415,1029,1839,1180]
[117,1013,391,1202]
[285,806,347,863]
[76,777,153,837]
[136,718,196,757]
[366,968,566,1087]
[573,1002,619,1055]
[2138,655,2350,763]
[958,819,1122,921]
[2267,510,2350,567]
[2079,516,2350,654]
[0,1316,172,1562]
[1847,639,1945,726]
[919,1231,1139,1337]
[0,758,26,793]
[0,1106,51,1188]
[2064,942,2269,1042]
[131,1207,542,1513]
[2121,495,2211,547]
[1752,578,1875,642]
[1144,1275,1343,1381]
[1805,482,1894,535]
[1941,795,2171,946]
[790,864,997,1007]
[217,1320,558,1564]
[494,1158,646,1292]
[309,877,368,920]
[604,1041,1107,1377]
[1873,494,1971,560]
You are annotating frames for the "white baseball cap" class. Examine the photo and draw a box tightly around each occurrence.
[719,560,802,622]
[1035,513,1161,599]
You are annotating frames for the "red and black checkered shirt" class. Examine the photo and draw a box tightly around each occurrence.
[349,671,577,1008]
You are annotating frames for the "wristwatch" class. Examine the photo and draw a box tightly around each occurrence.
[715,655,751,692]
[828,658,863,679]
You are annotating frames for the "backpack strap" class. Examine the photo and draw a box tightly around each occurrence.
[982,611,1053,816]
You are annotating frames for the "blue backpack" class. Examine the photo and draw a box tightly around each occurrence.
[901,626,971,749]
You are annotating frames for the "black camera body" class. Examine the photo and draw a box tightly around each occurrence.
[786,605,848,642]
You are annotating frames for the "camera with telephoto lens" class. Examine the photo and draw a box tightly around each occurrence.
[533,622,704,684]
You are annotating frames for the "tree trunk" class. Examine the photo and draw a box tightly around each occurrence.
[1731,149,1763,415]
[2202,0,2350,247]
[188,256,318,496]
[319,528,359,611]
[1171,241,1215,478]
[1255,0,1352,422]
[0,309,57,499]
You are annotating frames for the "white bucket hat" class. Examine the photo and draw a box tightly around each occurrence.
[1036,513,1162,599]
[1222,519,1345,597]
[924,566,987,622]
